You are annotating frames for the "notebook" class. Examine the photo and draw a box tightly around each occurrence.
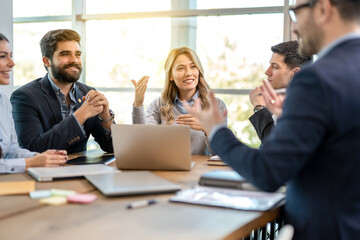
[199,170,258,191]
[207,155,227,166]
[67,153,115,165]
[85,171,181,196]
[27,164,116,182]
[170,186,285,211]
[111,124,192,171]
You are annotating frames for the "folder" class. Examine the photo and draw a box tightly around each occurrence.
[170,186,285,211]
[0,181,35,195]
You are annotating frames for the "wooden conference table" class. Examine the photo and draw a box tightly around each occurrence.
[0,155,282,240]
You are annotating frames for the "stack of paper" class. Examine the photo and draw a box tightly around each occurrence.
[170,186,285,211]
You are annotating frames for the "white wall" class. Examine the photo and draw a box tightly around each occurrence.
[0,0,13,96]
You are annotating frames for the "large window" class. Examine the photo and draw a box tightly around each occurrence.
[13,0,292,148]
[13,22,72,86]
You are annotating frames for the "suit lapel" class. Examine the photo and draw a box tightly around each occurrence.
[74,82,85,110]
[39,75,62,123]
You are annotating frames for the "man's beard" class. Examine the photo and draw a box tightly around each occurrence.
[51,62,82,83]
[298,36,319,57]
[296,17,321,57]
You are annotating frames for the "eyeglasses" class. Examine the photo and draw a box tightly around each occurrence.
[288,1,318,23]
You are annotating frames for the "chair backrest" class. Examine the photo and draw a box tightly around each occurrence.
[278,225,294,240]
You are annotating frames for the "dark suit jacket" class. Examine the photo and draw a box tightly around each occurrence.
[10,75,113,154]
[211,38,360,239]
[249,108,274,141]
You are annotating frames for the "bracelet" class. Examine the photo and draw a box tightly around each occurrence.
[253,105,265,113]
[98,110,115,123]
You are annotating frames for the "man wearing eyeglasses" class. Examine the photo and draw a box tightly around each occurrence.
[184,0,360,239]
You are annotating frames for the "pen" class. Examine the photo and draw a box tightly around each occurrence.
[274,88,286,94]
[67,156,79,161]
[257,88,286,96]
[127,199,157,209]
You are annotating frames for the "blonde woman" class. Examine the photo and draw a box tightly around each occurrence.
[131,47,226,155]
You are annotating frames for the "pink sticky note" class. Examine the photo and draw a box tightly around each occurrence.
[67,193,97,204]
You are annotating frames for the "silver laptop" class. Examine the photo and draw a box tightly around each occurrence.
[85,171,181,196]
[111,124,192,171]
[27,164,116,182]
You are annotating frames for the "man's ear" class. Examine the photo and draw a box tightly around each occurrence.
[315,0,333,25]
[42,56,51,68]
[290,67,301,77]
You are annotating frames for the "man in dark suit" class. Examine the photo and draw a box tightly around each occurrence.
[11,29,114,154]
[249,41,311,141]
[185,0,360,239]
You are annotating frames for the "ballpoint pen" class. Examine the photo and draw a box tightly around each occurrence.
[127,199,157,209]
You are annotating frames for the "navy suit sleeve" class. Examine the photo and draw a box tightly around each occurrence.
[10,88,86,152]
[88,117,113,153]
[211,69,330,192]
[249,108,274,141]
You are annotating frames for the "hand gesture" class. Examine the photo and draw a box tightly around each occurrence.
[84,90,111,121]
[131,76,149,107]
[176,114,207,134]
[74,90,105,124]
[183,92,227,134]
[260,80,286,117]
[25,149,68,169]
[249,86,265,107]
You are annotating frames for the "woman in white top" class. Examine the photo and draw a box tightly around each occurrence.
[131,47,226,155]
[0,33,68,173]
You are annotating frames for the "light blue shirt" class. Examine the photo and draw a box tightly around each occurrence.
[47,74,85,135]
[174,90,199,114]
[0,91,36,173]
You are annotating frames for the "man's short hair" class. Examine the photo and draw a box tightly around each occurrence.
[271,41,311,69]
[40,29,81,60]
[329,0,360,22]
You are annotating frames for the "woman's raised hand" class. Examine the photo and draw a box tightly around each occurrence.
[131,76,149,107]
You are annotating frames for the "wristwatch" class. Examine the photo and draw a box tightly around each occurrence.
[253,105,265,113]
[98,109,115,123]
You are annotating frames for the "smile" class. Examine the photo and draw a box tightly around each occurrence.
[0,71,11,78]
[184,79,194,83]
[66,66,79,71]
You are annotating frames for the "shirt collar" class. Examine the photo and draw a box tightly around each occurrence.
[47,73,76,96]
[174,90,199,105]
[317,31,360,60]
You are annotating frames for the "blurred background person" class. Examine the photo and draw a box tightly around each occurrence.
[249,41,311,141]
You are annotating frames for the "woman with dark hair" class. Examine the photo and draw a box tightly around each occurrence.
[131,47,226,155]
[0,33,68,173]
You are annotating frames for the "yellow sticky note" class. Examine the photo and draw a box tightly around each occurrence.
[39,196,67,206]
[0,181,35,196]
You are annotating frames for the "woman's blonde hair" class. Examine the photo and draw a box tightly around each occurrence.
[160,47,210,124]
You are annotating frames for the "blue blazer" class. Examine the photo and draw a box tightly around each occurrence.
[10,75,113,154]
[211,38,360,239]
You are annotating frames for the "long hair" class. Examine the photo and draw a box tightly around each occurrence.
[160,47,210,124]
[0,33,9,42]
